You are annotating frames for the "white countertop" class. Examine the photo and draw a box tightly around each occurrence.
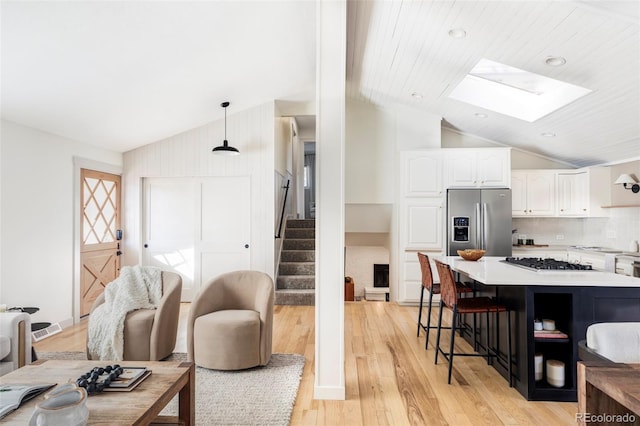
[434,256,640,288]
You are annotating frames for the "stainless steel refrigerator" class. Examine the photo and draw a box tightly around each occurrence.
[446,188,512,256]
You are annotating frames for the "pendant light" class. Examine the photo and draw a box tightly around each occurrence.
[212,101,240,156]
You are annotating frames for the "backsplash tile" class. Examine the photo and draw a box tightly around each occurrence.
[513,207,640,251]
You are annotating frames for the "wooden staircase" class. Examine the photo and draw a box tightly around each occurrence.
[275,219,315,305]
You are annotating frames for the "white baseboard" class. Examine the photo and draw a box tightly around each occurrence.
[314,385,345,400]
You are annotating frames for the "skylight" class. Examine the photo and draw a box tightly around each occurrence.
[448,59,592,122]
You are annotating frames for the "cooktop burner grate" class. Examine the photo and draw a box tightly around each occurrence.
[503,257,593,271]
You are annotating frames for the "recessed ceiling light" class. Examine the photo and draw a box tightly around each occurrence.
[448,58,591,122]
[475,113,488,118]
[411,92,423,99]
[544,56,567,67]
[541,132,556,138]
[448,28,467,39]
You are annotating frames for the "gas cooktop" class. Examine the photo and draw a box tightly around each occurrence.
[502,257,594,271]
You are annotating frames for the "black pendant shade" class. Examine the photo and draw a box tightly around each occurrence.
[212,101,240,156]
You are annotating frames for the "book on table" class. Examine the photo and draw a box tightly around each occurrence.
[102,367,151,391]
[0,383,55,419]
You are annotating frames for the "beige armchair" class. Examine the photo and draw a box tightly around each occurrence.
[87,271,182,361]
[188,270,274,370]
[0,312,32,376]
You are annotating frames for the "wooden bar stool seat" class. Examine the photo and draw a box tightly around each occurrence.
[416,253,473,349]
[433,259,513,387]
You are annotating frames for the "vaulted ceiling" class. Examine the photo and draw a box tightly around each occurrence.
[2,1,639,167]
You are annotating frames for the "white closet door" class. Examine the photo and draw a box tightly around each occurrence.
[143,178,197,299]
[143,177,250,301]
[199,177,251,287]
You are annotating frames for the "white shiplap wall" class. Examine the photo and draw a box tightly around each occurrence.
[121,102,276,277]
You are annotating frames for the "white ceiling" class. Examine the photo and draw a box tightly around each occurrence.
[1,1,316,152]
[347,0,640,167]
[2,1,639,167]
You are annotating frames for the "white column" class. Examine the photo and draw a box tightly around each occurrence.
[314,0,346,400]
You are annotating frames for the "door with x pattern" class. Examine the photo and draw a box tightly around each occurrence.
[80,169,121,316]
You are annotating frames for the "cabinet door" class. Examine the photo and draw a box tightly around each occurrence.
[400,198,443,250]
[558,172,589,216]
[401,151,442,197]
[557,173,579,216]
[446,150,477,187]
[398,251,442,304]
[575,172,590,215]
[477,149,510,187]
[527,172,556,216]
[511,172,528,216]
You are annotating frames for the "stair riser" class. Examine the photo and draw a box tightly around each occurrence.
[283,240,315,250]
[286,220,315,229]
[275,292,315,305]
[279,263,315,275]
[281,251,315,262]
[277,276,315,290]
[285,229,315,239]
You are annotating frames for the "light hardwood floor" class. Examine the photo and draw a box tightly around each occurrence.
[33,302,578,425]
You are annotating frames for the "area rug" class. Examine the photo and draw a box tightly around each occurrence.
[37,351,304,425]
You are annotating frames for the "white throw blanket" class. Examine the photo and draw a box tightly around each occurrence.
[87,265,162,361]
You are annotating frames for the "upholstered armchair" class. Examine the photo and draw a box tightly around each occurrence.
[0,312,32,376]
[87,271,182,361]
[187,270,274,370]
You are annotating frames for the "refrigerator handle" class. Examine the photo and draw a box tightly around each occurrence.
[475,203,482,249]
[482,202,489,251]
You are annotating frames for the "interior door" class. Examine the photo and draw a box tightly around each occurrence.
[80,169,121,316]
[143,177,250,301]
[143,178,197,299]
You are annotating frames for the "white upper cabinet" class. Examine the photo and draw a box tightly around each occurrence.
[557,167,610,217]
[511,170,556,217]
[445,148,511,188]
[557,172,587,216]
[401,150,442,197]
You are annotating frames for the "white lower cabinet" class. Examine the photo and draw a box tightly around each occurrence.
[398,250,441,304]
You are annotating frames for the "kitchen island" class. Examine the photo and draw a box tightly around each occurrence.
[435,256,640,402]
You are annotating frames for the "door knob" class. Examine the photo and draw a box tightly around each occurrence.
[245,244,249,249]
[144,244,148,248]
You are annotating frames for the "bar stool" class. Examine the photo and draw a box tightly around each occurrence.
[433,259,512,386]
[416,253,473,349]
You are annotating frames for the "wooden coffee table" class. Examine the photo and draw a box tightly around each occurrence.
[577,361,640,425]
[0,359,194,425]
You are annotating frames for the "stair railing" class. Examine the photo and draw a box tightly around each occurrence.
[275,179,290,239]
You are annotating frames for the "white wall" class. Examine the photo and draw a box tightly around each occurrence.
[0,120,122,325]
[345,100,395,204]
[121,102,275,277]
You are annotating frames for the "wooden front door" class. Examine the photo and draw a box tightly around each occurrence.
[80,169,121,316]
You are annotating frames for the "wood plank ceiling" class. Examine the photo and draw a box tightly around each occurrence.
[346,0,640,167]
